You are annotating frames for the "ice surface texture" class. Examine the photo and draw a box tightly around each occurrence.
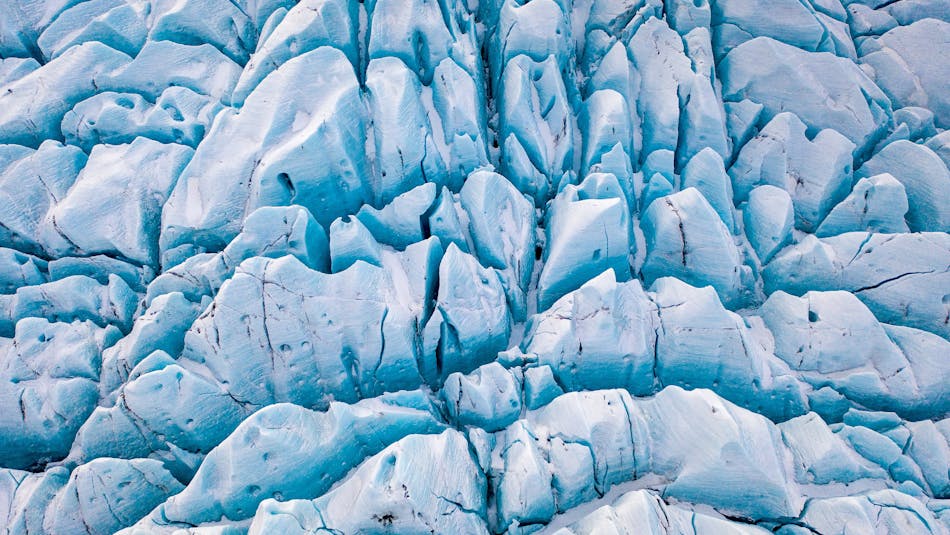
[0,0,949,533]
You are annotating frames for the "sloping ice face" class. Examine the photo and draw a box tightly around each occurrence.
[0,0,949,533]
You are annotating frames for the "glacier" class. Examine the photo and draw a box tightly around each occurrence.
[0,0,949,534]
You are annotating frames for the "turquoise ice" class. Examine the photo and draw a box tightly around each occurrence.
[0,0,949,533]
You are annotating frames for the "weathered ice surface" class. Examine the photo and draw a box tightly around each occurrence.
[0,1,948,533]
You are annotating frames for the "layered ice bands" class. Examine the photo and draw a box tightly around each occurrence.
[0,0,949,534]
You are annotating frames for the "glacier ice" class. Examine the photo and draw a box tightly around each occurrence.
[550,488,772,535]
[862,18,950,129]
[0,0,949,534]
[854,139,950,232]
[721,36,892,157]
[765,232,950,338]
[460,170,535,320]
[744,184,795,263]
[61,88,224,151]
[248,430,488,534]
[815,173,911,237]
[159,45,368,263]
[43,138,193,266]
[538,172,632,310]
[641,187,751,307]
[0,318,120,469]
